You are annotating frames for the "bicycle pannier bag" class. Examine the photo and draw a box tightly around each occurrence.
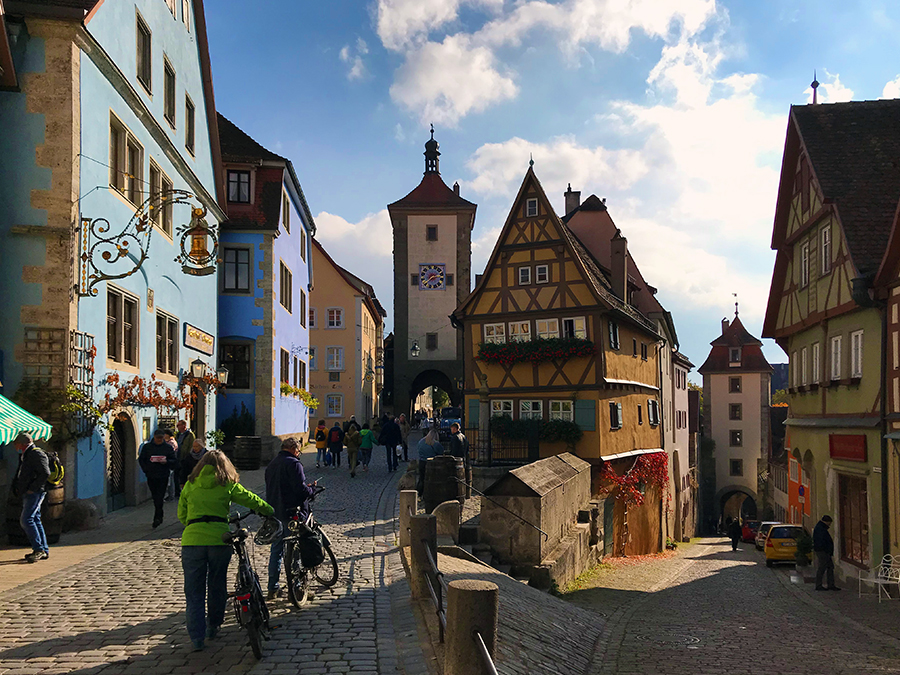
[298,530,326,568]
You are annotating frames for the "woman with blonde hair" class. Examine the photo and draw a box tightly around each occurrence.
[178,450,274,651]
[416,429,443,495]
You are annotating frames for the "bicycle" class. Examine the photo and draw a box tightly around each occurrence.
[223,510,279,659]
[283,485,339,609]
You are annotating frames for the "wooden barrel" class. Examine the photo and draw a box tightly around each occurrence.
[6,485,64,547]
[423,455,465,514]
[233,436,262,471]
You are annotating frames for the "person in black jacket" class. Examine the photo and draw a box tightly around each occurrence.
[138,429,178,528]
[813,515,839,591]
[327,423,345,468]
[379,414,401,472]
[13,433,51,562]
[727,517,742,551]
[265,438,317,598]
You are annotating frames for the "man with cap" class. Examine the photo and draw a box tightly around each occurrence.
[13,433,51,562]
[138,428,178,528]
[813,514,840,591]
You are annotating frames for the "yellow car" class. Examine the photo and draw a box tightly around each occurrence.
[764,524,810,567]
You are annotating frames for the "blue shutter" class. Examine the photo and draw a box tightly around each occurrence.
[574,399,596,431]
[468,398,479,427]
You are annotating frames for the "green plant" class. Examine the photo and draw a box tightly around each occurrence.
[795,530,813,566]
[207,428,225,449]
[490,415,542,440]
[279,382,293,397]
[540,419,583,446]
[477,337,596,366]
[220,403,255,442]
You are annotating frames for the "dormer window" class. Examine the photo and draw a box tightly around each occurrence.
[526,198,538,217]
[729,347,741,365]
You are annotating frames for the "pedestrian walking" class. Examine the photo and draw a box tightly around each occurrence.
[345,424,361,477]
[416,429,443,495]
[178,450,274,651]
[398,414,411,462]
[358,423,376,472]
[139,428,178,528]
[327,422,345,468]
[264,438,317,599]
[170,420,194,499]
[314,420,328,468]
[179,439,207,488]
[727,516,742,551]
[343,415,359,434]
[164,428,180,502]
[379,414,401,472]
[813,514,840,591]
[12,433,50,563]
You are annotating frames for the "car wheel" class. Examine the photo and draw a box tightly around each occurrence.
[766,559,773,568]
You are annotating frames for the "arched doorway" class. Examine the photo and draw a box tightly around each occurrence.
[108,412,136,512]
[716,485,757,527]
[408,369,460,417]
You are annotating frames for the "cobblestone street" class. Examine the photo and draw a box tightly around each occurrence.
[0,446,423,675]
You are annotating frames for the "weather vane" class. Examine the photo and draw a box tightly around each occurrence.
[733,292,739,316]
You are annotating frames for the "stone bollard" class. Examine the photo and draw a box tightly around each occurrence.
[399,490,418,548]
[445,579,499,675]
[432,499,462,543]
[408,514,437,601]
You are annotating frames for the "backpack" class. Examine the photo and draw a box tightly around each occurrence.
[46,450,64,488]
[329,429,342,444]
[324,449,333,467]
[315,428,326,443]
[298,530,326,568]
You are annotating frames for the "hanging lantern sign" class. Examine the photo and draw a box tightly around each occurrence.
[175,206,219,276]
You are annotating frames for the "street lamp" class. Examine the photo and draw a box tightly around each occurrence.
[216,366,229,385]
[190,358,207,379]
[410,340,420,358]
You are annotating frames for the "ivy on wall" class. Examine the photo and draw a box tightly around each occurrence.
[599,451,670,508]
[477,337,596,366]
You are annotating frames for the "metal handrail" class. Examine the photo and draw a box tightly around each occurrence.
[454,477,549,539]
[422,539,446,642]
[473,630,499,675]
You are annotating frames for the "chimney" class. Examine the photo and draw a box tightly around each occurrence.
[611,229,628,302]
[453,181,460,196]
[722,318,730,334]
[564,183,581,215]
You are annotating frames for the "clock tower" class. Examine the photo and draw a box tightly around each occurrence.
[388,129,477,418]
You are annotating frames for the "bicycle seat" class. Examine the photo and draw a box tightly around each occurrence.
[222,527,250,544]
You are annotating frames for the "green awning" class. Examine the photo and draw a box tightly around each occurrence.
[0,393,53,445]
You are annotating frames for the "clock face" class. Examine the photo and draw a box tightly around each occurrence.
[419,264,446,290]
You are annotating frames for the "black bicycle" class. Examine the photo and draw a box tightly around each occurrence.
[283,485,339,609]
[223,510,279,659]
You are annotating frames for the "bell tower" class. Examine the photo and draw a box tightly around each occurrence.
[388,129,477,418]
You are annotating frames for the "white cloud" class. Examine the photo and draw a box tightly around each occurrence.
[805,70,854,103]
[394,123,406,142]
[389,34,518,127]
[882,74,900,99]
[314,209,393,257]
[376,0,503,51]
[339,41,367,80]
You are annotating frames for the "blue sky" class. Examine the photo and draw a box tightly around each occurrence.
[206,0,900,379]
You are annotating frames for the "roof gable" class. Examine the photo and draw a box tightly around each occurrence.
[312,239,385,323]
[388,172,476,211]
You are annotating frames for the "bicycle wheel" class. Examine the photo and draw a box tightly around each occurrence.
[251,571,270,629]
[285,542,310,608]
[246,617,264,660]
[314,540,339,587]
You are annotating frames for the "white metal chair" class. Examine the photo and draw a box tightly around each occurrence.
[858,554,900,602]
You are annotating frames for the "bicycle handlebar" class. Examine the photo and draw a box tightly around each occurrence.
[228,510,260,525]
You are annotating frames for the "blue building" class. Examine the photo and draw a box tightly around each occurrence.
[216,114,315,455]
[0,0,224,516]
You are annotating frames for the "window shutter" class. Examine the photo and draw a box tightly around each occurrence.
[574,399,596,431]
[608,321,614,347]
[467,398,479,427]
[616,403,623,429]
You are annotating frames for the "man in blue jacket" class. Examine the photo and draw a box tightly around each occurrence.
[813,514,839,591]
[265,437,317,599]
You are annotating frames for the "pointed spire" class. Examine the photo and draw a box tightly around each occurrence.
[811,70,819,105]
[529,153,534,168]
[424,126,440,174]
[733,292,739,317]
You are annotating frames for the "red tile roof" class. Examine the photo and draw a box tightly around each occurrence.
[699,315,772,374]
[388,173,475,210]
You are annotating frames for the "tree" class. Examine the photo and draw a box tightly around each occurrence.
[432,386,450,409]
[772,388,789,405]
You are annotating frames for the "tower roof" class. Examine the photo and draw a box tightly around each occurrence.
[698,314,772,374]
[388,129,475,211]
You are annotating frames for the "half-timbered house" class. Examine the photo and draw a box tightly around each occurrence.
[452,167,667,554]
[763,99,900,579]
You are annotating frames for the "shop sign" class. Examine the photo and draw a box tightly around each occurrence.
[829,434,867,462]
[184,323,215,355]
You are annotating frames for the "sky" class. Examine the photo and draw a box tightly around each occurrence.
[205,0,900,380]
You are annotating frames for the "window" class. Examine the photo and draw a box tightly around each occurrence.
[109,116,126,193]
[309,347,317,370]
[648,399,660,426]
[518,267,531,285]
[641,343,648,361]
[508,321,531,343]
[729,459,744,477]
[520,400,542,420]
[812,342,820,383]
[327,308,343,329]
[300,229,307,262]
[155,312,178,375]
[535,265,549,284]
[280,349,290,383]
[491,400,513,417]
[633,338,638,357]
[550,401,573,422]
[282,191,290,233]
[838,474,869,567]
[729,403,742,421]
[292,356,299,387]
[789,458,799,482]
[537,318,559,340]
[800,242,810,287]
[831,335,842,381]
[410,273,418,286]
[484,323,505,344]
[163,58,176,126]
[299,360,306,390]
[426,333,438,351]
[309,308,316,329]
[730,430,743,447]
[181,0,191,31]
[223,247,250,293]
[526,198,538,217]
[107,288,138,366]
[608,321,620,350]
[326,394,343,417]
[851,330,863,378]
[227,170,250,203]
[165,0,176,16]
[562,317,587,339]
[821,226,832,275]
[329,372,340,382]
[279,262,292,313]
[609,401,623,430]
[326,347,344,371]
[126,136,143,205]
[149,162,161,228]
[426,225,438,241]
[447,273,454,286]
[637,404,643,425]
[791,351,798,387]
[729,376,742,393]
[136,13,151,93]
[729,347,741,364]
[185,95,195,155]
[219,343,251,389]
[300,291,307,328]
[801,347,809,385]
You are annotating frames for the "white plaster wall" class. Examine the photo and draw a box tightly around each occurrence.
[709,371,764,497]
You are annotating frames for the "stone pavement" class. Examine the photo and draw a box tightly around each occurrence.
[0,445,431,675]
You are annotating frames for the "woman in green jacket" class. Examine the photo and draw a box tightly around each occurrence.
[358,423,376,472]
[178,450,274,651]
